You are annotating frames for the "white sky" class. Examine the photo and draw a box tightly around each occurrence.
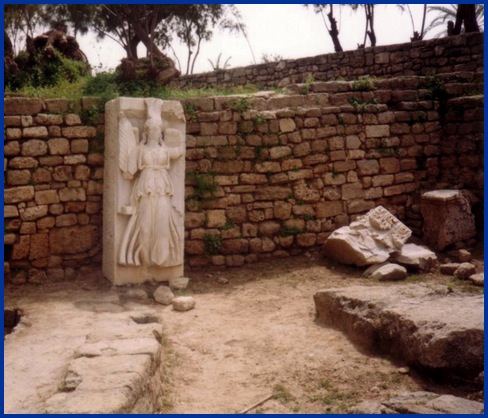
[76,4,446,75]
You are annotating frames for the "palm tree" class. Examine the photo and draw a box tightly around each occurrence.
[425,4,484,38]
[349,4,376,48]
[397,4,427,41]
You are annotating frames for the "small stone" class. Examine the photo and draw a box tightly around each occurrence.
[172,296,196,312]
[469,273,484,287]
[124,288,148,301]
[439,263,460,275]
[368,263,407,281]
[217,277,229,285]
[457,249,472,262]
[454,262,476,280]
[153,286,174,305]
[169,277,190,290]
[398,366,410,374]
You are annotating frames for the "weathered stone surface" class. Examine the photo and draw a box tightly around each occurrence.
[169,277,190,290]
[21,140,48,157]
[391,243,438,271]
[469,273,484,287]
[364,263,407,281]
[153,286,174,305]
[454,262,477,280]
[323,206,411,266]
[172,296,196,312]
[421,190,476,251]
[4,98,43,116]
[314,284,483,380]
[49,225,98,254]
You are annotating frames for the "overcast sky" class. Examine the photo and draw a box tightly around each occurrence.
[77,4,447,75]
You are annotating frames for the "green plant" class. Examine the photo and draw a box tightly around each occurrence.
[208,53,232,71]
[251,113,266,126]
[254,145,267,161]
[301,214,315,221]
[303,72,315,94]
[261,53,283,63]
[423,74,449,122]
[229,98,251,113]
[279,227,302,236]
[203,233,222,255]
[407,111,427,126]
[337,115,345,126]
[352,76,375,91]
[183,102,198,122]
[415,154,427,170]
[219,219,235,231]
[348,96,378,112]
[188,172,219,201]
[272,384,294,403]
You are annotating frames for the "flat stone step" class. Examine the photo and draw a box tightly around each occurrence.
[314,283,483,384]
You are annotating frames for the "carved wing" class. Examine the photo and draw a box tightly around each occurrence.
[118,112,138,178]
[166,128,186,217]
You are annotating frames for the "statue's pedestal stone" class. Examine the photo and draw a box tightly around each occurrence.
[420,190,476,251]
[103,98,186,285]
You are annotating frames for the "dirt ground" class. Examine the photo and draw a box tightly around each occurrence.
[159,248,484,414]
[4,246,483,414]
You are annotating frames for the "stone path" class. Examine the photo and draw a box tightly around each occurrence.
[4,283,165,414]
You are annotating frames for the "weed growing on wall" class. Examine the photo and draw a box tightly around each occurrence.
[188,172,219,201]
[203,234,222,255]
[352,76,376,91]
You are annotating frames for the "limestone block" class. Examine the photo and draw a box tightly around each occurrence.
[20,205,48,221]
[22,126,48,138]
[4,186,34,204]
[4,97,43,115]
[21,139,48,156]
[64,114,82,126]
[421,190,476,251]
[172,296,196,312]
[279,118,296,133]
[48,138,70,155]
[49,225,98,254]
[323,206,411,266]
[62,126,97,138]
[391,243,438,271]
[4,206,19,218]
[103,98,186,285]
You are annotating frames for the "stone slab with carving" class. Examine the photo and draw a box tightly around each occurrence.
[103,98,186,285]
[322,206,411,266]
[420,190,476,251]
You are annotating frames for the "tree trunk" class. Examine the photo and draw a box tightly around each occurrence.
[452,4,480,35]
[327,11,343,52]
[4,30,14,57]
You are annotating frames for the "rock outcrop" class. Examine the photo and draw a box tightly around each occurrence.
[314,284,484,382]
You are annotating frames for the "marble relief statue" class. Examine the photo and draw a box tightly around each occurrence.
[117,98,185,268]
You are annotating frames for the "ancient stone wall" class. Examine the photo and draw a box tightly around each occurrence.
[4,97,105,283]
[171,33,484,90]
[4,70,483,280]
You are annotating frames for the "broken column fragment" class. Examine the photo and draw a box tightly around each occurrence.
[322,206,412,266]
[420,190,476,251]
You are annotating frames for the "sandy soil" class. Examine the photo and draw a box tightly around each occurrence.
[4,248,483,414]
[159,250,484,414]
